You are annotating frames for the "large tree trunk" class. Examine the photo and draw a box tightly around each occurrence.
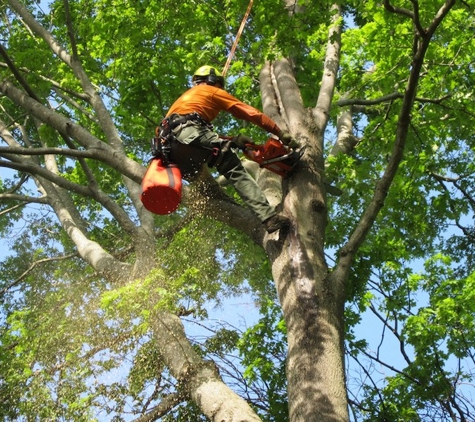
[263,144,348,421]
[260,5,349,420]
[265,219,348,422]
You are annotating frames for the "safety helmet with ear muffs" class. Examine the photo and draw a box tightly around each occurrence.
[192,65,225,87]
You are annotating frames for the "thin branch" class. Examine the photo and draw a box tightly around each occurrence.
[131,392,184,422]
[63,0,78,59]
[4,172,29,193]
[347,352,386,413]
[52,87,99,123]
[0,46,103,191]
[0,202,25,216]
[0,252,79,297]
[0,158,139,235]
[454,180,475,211]
[1,158,99,198]
[336,92,403,107]
[359,347,419,384]
[0,146,106,159]
[431,175,475,241]
[0,193,49,207]
[0,79,144,184]
[0,61,90,101]
[426,0,457,39]
[0,43,42,103]
[383,0,414,20]
[56,132,100,189]
[6,0,125,151]
[409,0,427,36]
[369,304,412,365]
[429,171,461,183]
[337,92,451,108]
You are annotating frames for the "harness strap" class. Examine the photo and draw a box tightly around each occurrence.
[154,113,210,165]
[161,112,211,134]
[154,113,228,171]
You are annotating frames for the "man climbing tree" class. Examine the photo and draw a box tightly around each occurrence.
[1,0,474,421]
[153,64,297,233]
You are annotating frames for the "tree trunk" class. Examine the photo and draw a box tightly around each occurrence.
[265,166,348,422]
[260,4,349,420]
[150,311,262,422]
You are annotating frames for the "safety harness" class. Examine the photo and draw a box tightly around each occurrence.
[152,112,222,169]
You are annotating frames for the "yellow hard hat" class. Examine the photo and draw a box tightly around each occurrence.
[192,65,225,87]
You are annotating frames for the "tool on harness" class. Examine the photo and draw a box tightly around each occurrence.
[153,112,213,164]
[205,140,234,168]
[142,114,209,215]
[140,158,182,215]
[151,136,172,166]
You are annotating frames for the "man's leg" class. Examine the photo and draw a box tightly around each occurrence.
[217,151,276,222]
[194,129,289,232]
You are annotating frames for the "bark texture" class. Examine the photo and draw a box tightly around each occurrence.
[150,312,262,422]
[260,5,349,421]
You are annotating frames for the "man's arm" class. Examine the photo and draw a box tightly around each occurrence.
[228,102,281,136]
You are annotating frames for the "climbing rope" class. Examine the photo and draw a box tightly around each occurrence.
[222,0,254,77]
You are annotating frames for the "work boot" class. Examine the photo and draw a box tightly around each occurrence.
[264,214,290,234]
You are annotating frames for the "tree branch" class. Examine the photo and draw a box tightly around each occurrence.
[431,174,475,241]
[2,172,29,193]
[0,145,109,159]
[149,311,262,421]
[0,158,140,236]
[369,304,412,365]
[337,92,403,107]
[312,3,342,136]
[260,62,285,130]
[0,193,49,207]
[0,62,90,102]
[331,0,456,283]
[409,0,427,37]
[44,184,133,282]
[0,43,42,103]
[63,0,78,59]
[383,0,414,20]
[273,58,306,134]
[0,253,79,297]
[6,0,125,152]
[329,110,359,157]
[426,0,457,39]
[0,79,144,184]
[131,393,185,422]
[52,87,99,123]
[384,0,426,38]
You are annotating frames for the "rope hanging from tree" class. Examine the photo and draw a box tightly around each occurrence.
[222,0,254,77]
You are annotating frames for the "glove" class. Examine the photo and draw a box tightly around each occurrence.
[279,131,299,149]
[232,134,254,150]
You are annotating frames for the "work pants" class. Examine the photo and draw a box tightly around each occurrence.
[171,122,276,222]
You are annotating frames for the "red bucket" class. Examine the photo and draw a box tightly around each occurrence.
[140,158,182,214]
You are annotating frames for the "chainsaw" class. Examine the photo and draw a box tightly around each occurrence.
[224,136,341,195]
[219,136,305,178]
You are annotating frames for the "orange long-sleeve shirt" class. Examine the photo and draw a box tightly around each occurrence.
[166,84,281,136]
